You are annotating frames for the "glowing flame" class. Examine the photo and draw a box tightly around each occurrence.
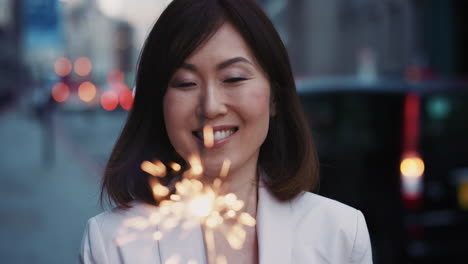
[203,125,214,148]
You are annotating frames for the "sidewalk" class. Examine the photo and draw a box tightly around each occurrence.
[0,108,105,263]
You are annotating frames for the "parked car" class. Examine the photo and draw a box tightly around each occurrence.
[297,77,468,264]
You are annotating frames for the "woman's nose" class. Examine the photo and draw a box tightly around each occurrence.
[197,84,228,119]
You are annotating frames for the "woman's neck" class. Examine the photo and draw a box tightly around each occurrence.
[218,161,259,217]
[202,163,259,264]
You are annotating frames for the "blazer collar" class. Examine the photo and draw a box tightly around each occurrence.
[257,186,293,264]
[123,201,207,264]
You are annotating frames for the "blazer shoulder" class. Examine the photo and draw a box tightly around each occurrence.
[290,192,373,263]
[89,201,158,242]
[81,201,162,264]
[291,191,358,219]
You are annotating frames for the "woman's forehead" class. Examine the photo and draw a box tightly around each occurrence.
[182,23,261,70]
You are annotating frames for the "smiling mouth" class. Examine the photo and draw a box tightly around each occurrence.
[193,127,239,141]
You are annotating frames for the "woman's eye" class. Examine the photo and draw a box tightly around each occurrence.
[224,77,248,83]
[176,82,196,88]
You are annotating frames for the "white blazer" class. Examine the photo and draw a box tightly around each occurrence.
[80,187,372,263]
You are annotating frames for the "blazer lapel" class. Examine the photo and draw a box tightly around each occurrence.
[114,202,163,264]
[257,187,293,264]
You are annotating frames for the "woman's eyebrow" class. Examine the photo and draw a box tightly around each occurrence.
[180,57,253,72]
[216,57,253,70]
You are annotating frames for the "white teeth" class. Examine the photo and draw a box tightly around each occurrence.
[197,128,236,141]
[213,129,234,141]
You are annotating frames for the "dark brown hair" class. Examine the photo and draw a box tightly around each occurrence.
[101,0,319,207]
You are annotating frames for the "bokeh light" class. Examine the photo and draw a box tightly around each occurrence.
[401,156,425,178]
[78,81,97,102]
[119,89,134,110]
[112,82,128,94]
[74,57,92,77]
[405,66,423,82]
[51,82,70,103]
[458,182,468,210]
[54,57,72,77]
[100,90,119,111]
[107,69,125,87]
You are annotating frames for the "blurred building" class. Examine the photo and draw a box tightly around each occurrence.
[260,0,466,79]
[0,0,25,108]
[62,2,117,84]
[261,0,415,77]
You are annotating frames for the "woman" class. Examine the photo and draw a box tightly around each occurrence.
[80,0,372,263]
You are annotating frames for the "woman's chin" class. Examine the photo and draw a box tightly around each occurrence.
[201,165,223,179]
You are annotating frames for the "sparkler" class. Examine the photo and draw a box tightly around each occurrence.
[125,125,256,263]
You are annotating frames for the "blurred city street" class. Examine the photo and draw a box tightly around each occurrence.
[0,105,126,263]
[1,0,468,263]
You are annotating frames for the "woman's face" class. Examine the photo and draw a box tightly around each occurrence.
[163,23,271,178]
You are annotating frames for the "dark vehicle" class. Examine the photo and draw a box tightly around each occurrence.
[297,78,468,264]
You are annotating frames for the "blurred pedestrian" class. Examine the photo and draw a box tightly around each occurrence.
[31,85,55,169]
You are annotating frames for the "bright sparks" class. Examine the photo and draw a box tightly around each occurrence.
[169,162,181,172]
[134,156,256,262]
[219,159,231,178]
[153,231,163,240]
[203,125,214,148]
[188,155,203,176]
[190,195,214,217]
[152,182,170,199]
[216,255,227,264]
[141,160,167,177]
